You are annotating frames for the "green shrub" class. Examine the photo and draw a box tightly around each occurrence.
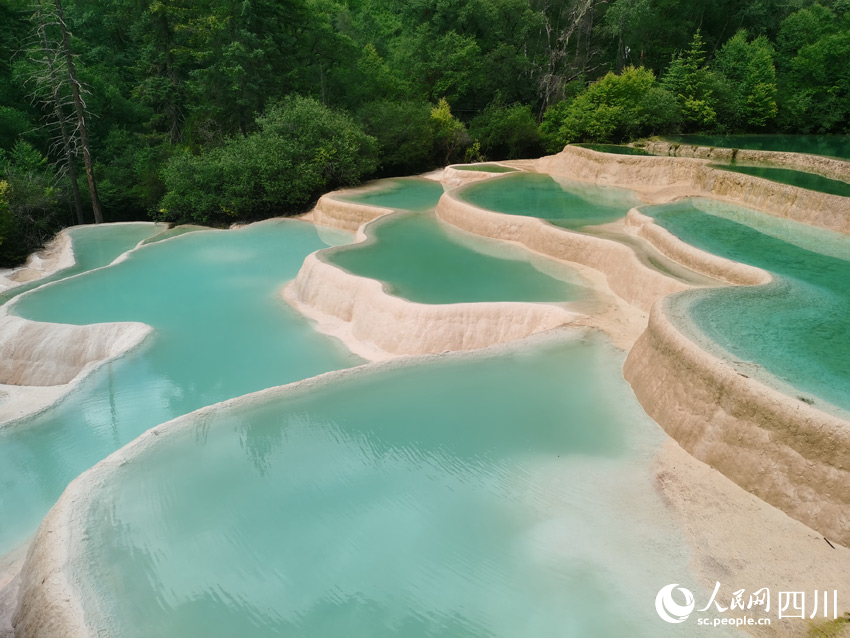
[0,142,65,266]
[159,96,378,225]
[468,101,541,160]
[543,66,680,147]
[429,98,471,165]
[357,100,435,175]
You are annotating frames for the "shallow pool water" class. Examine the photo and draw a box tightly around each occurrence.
[663,134,850,159]
[337,177,445,211]
[644,199,850,415]
[327,212,590,304]
[0,221,362,554]
[140,224,207,245]
[711,163,850,197]
[453,163,517,173]
[0,223,164,306]
[72,334,718,638]
[459,173,639,229]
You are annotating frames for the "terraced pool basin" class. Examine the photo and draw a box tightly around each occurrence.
[459,173,639,229]
[644,198,850,416]
[0,220,361,554]
[0,222,165,306]
[336,177,445,211]
[711,163,850,197]
[663,134,850,159]
[326,212,591,304]
[69,334,714,638]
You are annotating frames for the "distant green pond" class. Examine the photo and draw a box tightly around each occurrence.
[664,134,850,160]
[459,172,639,229]
[327,212,588,304]
[453,163,517,173]
[576,144,651,156]
[711,163,850,197]
[336,177,445,211]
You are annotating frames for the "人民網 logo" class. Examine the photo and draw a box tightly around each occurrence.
[656,584,696,623]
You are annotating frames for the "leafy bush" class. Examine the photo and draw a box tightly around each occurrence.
[357,100,435,175]
[468,101,542,159]
[0,141,65,266]
[662,30,722,130]
[429,98,470,165]
[713,30,778,129]
[159,96,378,225]
[542,66,680,147]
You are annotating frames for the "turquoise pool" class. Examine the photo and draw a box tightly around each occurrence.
[0,221,362,554]
[327,212,590,304]
[71,334,716,638]
[644,199,850,415]
[711,163,850,197]
[459,173,639,229]
[337,177,445,211]
[576,144,651,156]
[0,223,165,306]
[453,163,518,173]
[663,134,850,159]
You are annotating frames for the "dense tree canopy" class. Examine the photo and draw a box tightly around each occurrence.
[1,0,849,263]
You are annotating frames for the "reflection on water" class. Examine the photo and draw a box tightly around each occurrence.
[0,220,361,554]
[0,223,163,306]
[74,335,721,638]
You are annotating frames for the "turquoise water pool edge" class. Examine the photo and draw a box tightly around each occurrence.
[710,163,850,197]
[0,219,362,556]
[335,177,445,211]
[640,198,850,417]
[0,222,167,307]
[15,328,723,638]
[322,210,592,306]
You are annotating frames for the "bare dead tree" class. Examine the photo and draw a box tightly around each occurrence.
[533,0,607,116]
[22,0,101,223]
[30,0,84,224]
[52,0,102,223]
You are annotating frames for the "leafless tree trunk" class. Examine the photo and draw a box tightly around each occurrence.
[534,0,604,116]
[53,0,102,223]
[34,1,84,225]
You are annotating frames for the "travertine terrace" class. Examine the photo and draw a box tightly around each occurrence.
[8,144,850,638]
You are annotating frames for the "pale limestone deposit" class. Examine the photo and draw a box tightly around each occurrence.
[625,301,850,547]
[625,208,771,286]
[435,189,692,312]
[0,232,73,292]
[655,440,850,638]
[440,164,514,187]
[644,139,850,183]
[536,145,850,233]
[0,312,150,388]
[285,251,575,359]
[12,339,578,638]
[0,309,151,426]
[308,192,395,231]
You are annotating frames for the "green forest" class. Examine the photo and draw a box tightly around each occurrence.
[1,0,849,264]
